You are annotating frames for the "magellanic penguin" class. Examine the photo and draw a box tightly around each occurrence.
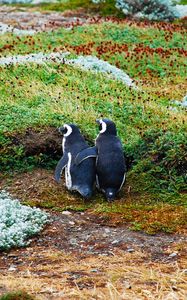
[54,124,96,198]
[75,119,126,201]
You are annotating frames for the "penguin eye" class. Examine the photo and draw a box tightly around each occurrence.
[59,127,68,135]
[62,127,68,135]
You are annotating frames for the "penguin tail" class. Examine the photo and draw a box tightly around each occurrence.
[78,186,93,199]
[105,188,117,202]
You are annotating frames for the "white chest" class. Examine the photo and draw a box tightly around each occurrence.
[65,152,72,190]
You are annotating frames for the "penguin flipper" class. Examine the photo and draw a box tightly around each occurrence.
[54,152,68,183]
[75,146,97,165]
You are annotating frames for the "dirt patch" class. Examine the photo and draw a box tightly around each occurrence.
[0,169,187,299]
[0,210,186,299]
[4,127,94,161]
[21,211,187,260]
[0,6,91,32]
[1,168,186,233]
[0,169,186,261]
[0,5,185,34]
[9,127,62,158]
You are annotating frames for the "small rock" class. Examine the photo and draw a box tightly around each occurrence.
[111,240,119,245]
[172,286,178,291]
[90,269,98,273]
[69,238,77,245]
[69,221,75,225]
[7,254,17,258]
[169,252,178,258]
[8,265,17,271]
[104,228,110,234]
[124,282,131,289]
[183,269,187,274]
[127,248,135,253]
[62,211,71,215]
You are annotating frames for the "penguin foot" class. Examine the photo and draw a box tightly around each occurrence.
[105,189,116,202]
[78,187,93,199]
[106,198,115,203]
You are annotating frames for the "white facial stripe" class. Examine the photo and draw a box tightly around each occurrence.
[63,124,72,137]
[100,120,107,134]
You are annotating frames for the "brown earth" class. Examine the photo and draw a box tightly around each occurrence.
[0,169,187,299]
[0,6,96,32]
[0,207,186,299]
[8,127,62,158]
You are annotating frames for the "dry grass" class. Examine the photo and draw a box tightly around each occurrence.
[0,249,187,300]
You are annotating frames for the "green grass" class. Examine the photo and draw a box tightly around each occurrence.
[0,22,186,92]
[179,0,187,4]
[8,0,187,15]
[8,0,121,16]
[0,291,35,300]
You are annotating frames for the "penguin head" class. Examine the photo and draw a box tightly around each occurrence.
[59,124,80,137]
[96,119,117,135]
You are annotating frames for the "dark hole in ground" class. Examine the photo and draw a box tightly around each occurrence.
[2,127,131,171]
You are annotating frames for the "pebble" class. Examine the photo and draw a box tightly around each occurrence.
[169,252,178,258]
[69,238,77,245]
[124,282,132,289]
[112,239,119,245]
[69,221,75,225]
[62,211,72,215]
[8,264,17,271]
[127,248,135,253]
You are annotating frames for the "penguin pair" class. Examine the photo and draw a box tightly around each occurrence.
[55,119,126,201]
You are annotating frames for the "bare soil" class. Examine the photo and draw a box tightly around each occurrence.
[9,127,62,158]
[0,210,186,299]
[0,169,187,299]
[1,209,186,260]
[0,6,92,31]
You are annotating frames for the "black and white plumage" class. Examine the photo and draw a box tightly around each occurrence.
[76,119,126,201]
[54,124,96,198]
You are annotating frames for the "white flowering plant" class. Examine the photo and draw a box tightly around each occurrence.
[116,0,179,21]
[67,55,135,87]
[92,0,180,21]
[0,190,49,251]
[0,52,135,88]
